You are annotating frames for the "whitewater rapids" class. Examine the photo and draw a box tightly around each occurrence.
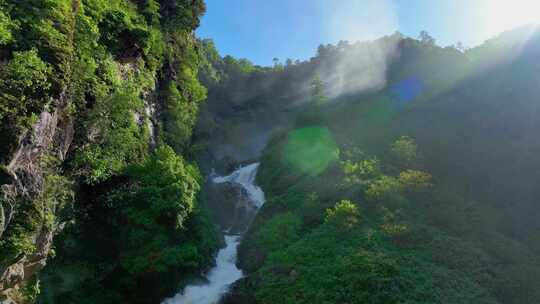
[162,163,265,304]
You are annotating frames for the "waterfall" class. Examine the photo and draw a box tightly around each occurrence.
[163,163,265,304]
[212,163,265,208]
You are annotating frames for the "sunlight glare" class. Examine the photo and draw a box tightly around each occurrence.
[484,0,540,34]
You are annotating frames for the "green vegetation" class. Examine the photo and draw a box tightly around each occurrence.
[39,145,220,303]
[255,212,302,252]
[0,49,51,125]
[0,0,218,303]
[2,1,540,303]
[0,156,73,271]
[73,89,148,184]
[390,136,418,167]
[310,75,327,105]
[199,26,540,304]
[324,200,360,231]
[237,130,498,304]
[284,127,339,176]
[117,145,202,274]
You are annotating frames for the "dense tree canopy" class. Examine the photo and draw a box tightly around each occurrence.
[199,25,540,304]
[2,1,540,303]
[0,1,218,303]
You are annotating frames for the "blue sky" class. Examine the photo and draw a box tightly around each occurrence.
[197,0,539,66]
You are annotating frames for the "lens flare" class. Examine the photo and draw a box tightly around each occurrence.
[284,127,339,176]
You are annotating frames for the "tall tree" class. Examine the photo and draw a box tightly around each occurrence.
[311,75,327,105]
[419,30,436,46]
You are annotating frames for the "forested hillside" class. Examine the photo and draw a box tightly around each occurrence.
[1,1,540,303]
[196,26,540,304]
[0,1,220,303]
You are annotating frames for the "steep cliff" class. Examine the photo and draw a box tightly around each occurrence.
[0,102,73,303]
[0,1,217,303]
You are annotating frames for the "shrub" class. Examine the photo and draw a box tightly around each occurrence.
[390,136,418,167]
[74,90,147,184]
[342,157,380,187]
[256,212,303,252]
[398,169,433,193]
[116,145,202,275]
[365,175,403,203]
[0,10,14,46]
[0,49,51,126]
[325,200,361,231]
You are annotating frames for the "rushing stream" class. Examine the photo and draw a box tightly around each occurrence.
[163,163,265,304]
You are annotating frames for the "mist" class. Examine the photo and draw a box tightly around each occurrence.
[315,37,400,98]
[315,0,400,98]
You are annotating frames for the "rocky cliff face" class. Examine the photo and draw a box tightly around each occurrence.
[0,97,73,302]
[0,1,210,302]
[0,76,165,303]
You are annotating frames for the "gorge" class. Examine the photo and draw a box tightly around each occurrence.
[1,1,540,304]
[164,164,265,304]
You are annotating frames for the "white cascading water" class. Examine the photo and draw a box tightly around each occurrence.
[212,163,265,208]
[162,163,265,304]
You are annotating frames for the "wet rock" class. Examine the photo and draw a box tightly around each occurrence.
[217,156,240,175]
[206,181,258,234]
[207,181,242,229]
[219,277,258,304]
